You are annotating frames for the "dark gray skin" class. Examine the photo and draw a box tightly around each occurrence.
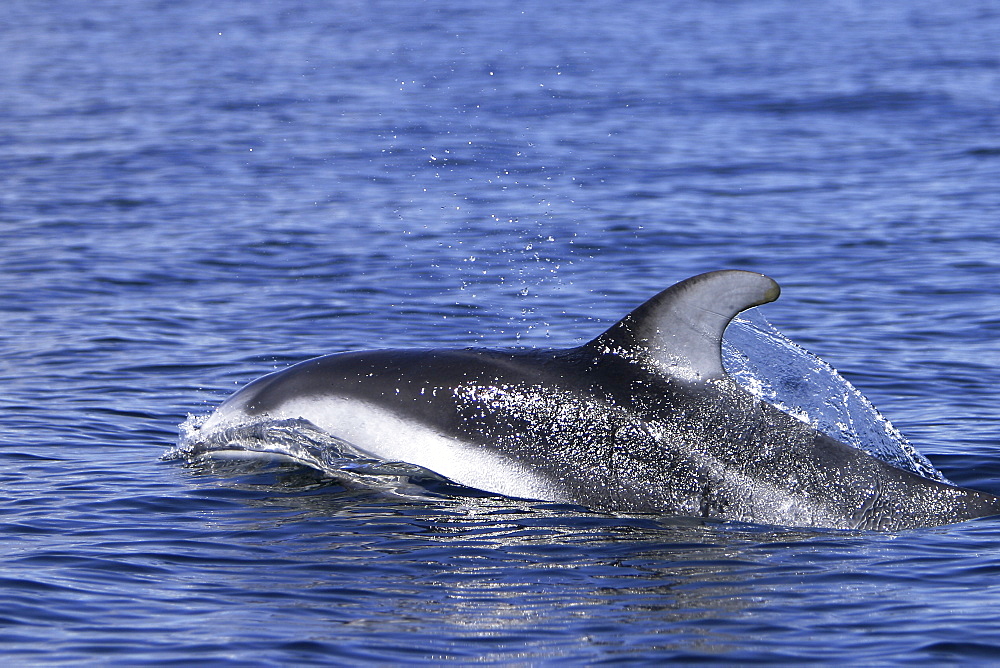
[201,270,1000,530]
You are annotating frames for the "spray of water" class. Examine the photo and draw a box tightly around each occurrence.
[723,310,946,482]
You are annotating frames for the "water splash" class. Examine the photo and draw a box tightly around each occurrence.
[167,414,440,492]
[723,310,947,482]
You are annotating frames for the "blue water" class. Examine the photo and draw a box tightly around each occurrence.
[4,0,1000,663]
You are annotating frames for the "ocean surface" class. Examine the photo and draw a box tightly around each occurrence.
[3,0,1000,663]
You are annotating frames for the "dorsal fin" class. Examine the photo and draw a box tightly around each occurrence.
[586,270,780,381]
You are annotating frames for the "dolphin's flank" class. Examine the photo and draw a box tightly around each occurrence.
[193,270,1000,530]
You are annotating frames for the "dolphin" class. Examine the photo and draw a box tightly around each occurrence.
[196,270,1000,530]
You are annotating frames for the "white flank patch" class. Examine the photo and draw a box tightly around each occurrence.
[204,396,566,504]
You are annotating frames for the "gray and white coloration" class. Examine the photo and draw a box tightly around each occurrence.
[196,270,1000,530]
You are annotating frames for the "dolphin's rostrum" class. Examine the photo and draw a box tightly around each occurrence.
[196,270,1000,530]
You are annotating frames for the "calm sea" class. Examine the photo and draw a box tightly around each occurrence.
[3,0,1000,663]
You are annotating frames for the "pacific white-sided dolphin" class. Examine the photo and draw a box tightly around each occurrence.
[196,270,1000,530]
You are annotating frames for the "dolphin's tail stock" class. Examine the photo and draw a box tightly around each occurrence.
[852,454,1000,530]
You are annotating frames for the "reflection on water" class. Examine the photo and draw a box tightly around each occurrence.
[173,457,856,658]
